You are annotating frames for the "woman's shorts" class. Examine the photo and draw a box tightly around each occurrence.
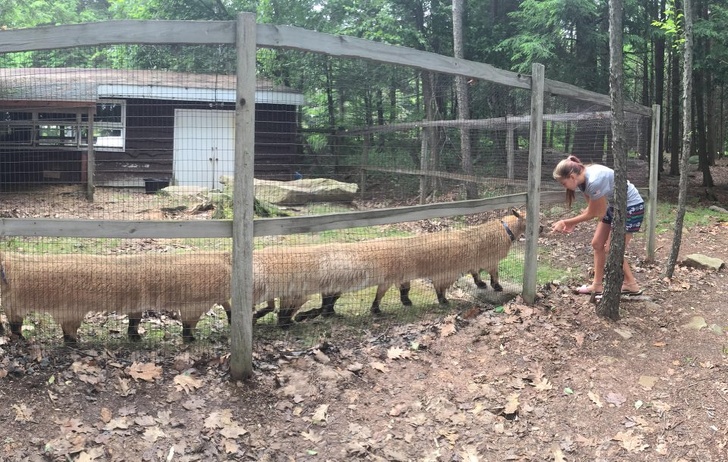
[602,202,645,233]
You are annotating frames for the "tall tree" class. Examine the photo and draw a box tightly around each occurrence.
[598,0,628,320]
[452,0,477,199]
[666,0,694,278]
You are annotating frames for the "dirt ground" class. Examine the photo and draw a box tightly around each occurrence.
[2,162,728,462]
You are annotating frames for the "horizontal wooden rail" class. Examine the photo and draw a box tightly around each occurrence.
[0,192,565,239]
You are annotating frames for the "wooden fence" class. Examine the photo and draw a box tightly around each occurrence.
[0,13,658,380]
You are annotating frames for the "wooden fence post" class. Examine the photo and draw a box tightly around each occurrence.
[230,12,256,381]
[646,104,660,263]
[523,63,544,304]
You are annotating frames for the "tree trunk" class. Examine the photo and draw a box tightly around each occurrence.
[452,0,478,199]
[420,71,441,203]
[666,0,694,279]
[597,0,627,320]
[669,38,681,176]
[654,0,666,173]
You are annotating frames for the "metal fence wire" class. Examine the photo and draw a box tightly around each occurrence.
[0,20,654,353]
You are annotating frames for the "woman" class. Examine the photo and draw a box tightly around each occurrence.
[551,155,644,295]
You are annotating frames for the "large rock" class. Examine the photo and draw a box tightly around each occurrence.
[252,178,358,205]
[682,254,725,271]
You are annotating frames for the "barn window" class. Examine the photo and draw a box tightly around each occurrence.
[81,100,126,151]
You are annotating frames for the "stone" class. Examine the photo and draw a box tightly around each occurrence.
[708,205,728,214]
[682,254,725,271]
[161,185,209,197]
[252,178,358,205]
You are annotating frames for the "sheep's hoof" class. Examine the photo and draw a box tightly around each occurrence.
[294,309,322,322]
[277,312,295,328]
[475,281,488,289]
[492,283,504,292]
[370,305,382,315]
[62,334,78,345]
[128,333,142,342]
[438,298,450,305]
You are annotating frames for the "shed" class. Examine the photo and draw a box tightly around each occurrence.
[0,68,304,190]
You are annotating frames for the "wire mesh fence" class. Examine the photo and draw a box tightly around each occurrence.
[0,21,654,353]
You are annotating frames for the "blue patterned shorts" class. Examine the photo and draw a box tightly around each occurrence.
[602,202,645,233]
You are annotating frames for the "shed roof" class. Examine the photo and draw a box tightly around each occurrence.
[0,68,303,109]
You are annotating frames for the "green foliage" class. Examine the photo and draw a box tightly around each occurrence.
[651,0,685,46]
[654,202,725,234]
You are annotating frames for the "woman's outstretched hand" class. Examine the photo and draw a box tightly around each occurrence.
[552,219,575,234]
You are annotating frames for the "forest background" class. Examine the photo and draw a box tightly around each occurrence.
[0,0,726,185]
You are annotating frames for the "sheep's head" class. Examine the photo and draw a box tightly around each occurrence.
[502,208,542,240]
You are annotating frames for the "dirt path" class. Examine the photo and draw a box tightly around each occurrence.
[1,162,728,461]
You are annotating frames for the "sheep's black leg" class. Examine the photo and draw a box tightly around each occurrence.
[9,320,24,340]
[471,271,488,289]
[181,322,196,343]
[436,289,449,305]
[399,282,412,306]
[321,292,341,316]
[254,301,276,321]
[127,316,142,341]
[490,271,503,292]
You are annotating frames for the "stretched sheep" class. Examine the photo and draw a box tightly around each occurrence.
[0,251,232,343]
[294,209,529,321]
[253,209,529,325]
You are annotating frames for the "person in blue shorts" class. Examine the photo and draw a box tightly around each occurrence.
[551,155,645,295]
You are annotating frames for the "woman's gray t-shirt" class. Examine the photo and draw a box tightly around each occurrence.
[583,164,643,207]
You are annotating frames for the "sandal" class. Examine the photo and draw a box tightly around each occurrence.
[621,287,644,296]
[574,284,602,295]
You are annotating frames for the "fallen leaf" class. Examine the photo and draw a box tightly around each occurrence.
[312,349,330,364]
[100,408,112,424]
[13,404,34,422]
[533,378,553,391]
[142,426,166,443]
[104,417,130,431]
[301,430,323,443]
[173,373,203,395]
[370,362,389,373]
[389,403,408,417]
[204,410,234,429]
[220,424,247,439]
[606,392,627,407]
[588,391,603,408]
[613,430,648,452]
[115,377,134,396]
[440,322,457,337]
[312,404,329,425]
[387,346,411,360]
[126,362,162,382]
[347,362,363,372]
[223,439,240,454]
[504,393,519,415]
[571,332,585,346]
[638,376,658,390]
[134,415,156,427]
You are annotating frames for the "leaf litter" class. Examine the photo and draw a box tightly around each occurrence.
[3,172,728,460]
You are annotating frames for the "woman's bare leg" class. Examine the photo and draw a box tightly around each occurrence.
[589,221,612,292]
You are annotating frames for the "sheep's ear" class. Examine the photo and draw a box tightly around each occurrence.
[511,208,522,218]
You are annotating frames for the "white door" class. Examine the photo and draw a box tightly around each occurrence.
[173,109,234,189]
